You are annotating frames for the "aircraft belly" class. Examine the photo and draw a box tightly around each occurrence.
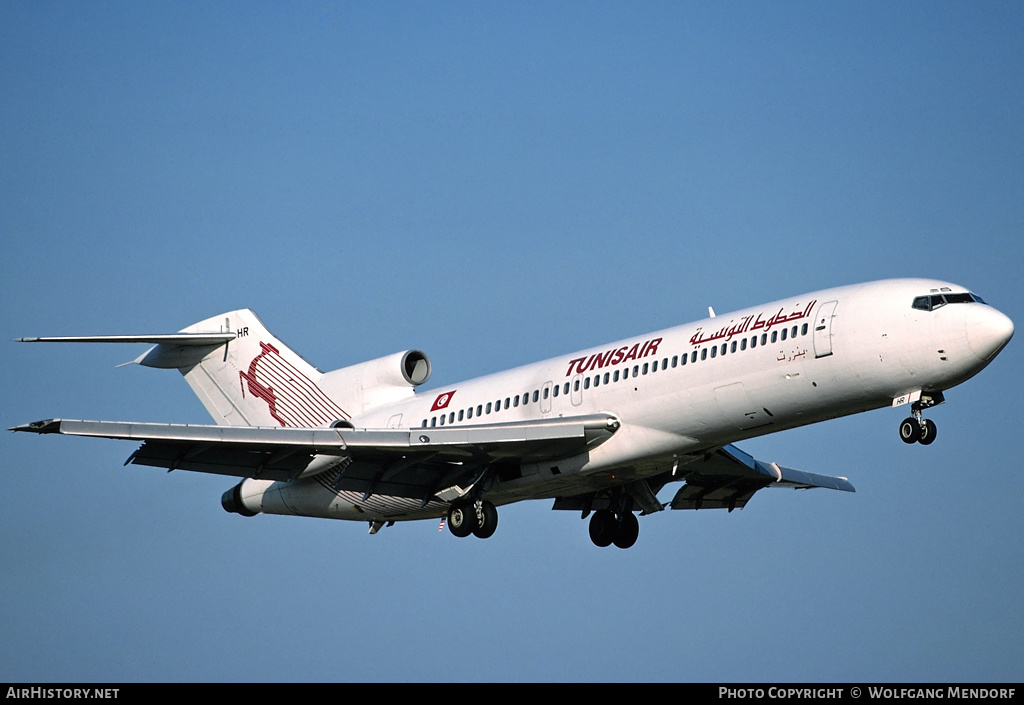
[254,476,449,523]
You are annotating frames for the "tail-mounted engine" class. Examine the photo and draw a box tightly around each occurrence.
[318,350,431,415]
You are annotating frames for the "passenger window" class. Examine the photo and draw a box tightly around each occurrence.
[439,414,445,426]
[771,331,778,344]
[504,398,510,410]
[458,410,464,422]
[552,385,559,397]
[467,407,473,419]
[692,350,698,363]
[614,370,620,381]
[791,325,798,338]
[700,348,707,361]
[603,373,609,385]
[710,346,717,359]
[740,339,747,351]
[449,412,455,424]
[642,363,649,375]
[760,333,767,346]
[781,328,788,341]
[431,417,437,427]
[633,365,639,376]
[730,341,737,353]
[477,405,483,416]
[563,383,570,395]
[543,387,549,399]
[533,390,539,403]
[573,380,580,392]
[584,377,591,389]
[486,402,492,414]
[513,395,519,407]
[801,323,808,336]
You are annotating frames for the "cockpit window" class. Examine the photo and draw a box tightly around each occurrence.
[912,292,986,311]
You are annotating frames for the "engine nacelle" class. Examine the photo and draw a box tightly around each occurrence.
[318,350,431,417]
[221,480,262,516]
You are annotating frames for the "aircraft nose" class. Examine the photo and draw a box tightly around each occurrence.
[966,305,1014,361]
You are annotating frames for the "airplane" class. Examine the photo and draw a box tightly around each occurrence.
[11,278,1014,548]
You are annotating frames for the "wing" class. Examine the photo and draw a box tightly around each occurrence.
[552,442,854,515]
[667,443,855,511]
[11,414,621,500]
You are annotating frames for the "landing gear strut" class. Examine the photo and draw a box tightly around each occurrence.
[447,499,498,539]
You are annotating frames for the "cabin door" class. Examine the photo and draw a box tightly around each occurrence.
[813,300,838,358]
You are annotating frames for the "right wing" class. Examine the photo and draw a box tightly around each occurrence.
[667,443,855,511]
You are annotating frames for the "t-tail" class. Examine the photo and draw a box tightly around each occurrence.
[17,310,432,428]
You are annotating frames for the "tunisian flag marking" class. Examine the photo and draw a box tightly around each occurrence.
[431,391,456,411]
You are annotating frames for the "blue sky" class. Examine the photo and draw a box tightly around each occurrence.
[2,2,1022,682]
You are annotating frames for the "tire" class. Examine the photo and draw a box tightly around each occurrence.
[918,419,937,445]
[447,503,477,538]
[472,501,498,539]
[613,513,639,549]
[899,418,919,444]
[589,510,617,547]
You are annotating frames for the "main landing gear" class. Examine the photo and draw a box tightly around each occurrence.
[446,499,498,539]
[588,509,640,549]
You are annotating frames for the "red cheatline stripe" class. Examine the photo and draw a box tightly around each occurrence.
[259,351,349,422]
[252,356,348,426]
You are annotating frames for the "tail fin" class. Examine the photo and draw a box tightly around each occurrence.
[137,309,350,427]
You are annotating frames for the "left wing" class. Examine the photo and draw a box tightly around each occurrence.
[11,414,620,499]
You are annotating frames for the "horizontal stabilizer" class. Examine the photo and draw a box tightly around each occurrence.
[16,333,236,345]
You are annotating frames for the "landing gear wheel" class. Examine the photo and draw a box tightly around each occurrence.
[472,501,498,539]
[447,503,477,538]
[589,510,617,547]
[918,418,937,445]
[613,512,640,549]
[899,418,919,444]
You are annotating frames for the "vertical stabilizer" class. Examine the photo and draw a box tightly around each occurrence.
[140,310,350,427]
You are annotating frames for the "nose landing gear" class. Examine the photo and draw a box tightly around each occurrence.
[898,391,943,445]
[899,416,937,445]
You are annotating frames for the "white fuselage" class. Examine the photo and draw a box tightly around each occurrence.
[245,278,1013,522]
